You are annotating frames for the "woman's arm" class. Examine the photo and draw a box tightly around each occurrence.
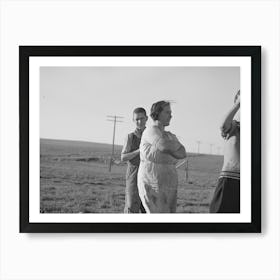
[156,132,186,158]
[156,138,181,154]
[170,145,187,159]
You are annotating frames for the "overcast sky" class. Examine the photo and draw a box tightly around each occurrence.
[40,66,239,154]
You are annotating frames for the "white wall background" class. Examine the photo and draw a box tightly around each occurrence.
[0,0,279,279]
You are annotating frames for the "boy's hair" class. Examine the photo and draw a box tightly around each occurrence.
[133,107,147,116]
[150,100,170,121]
[234,90,240,103]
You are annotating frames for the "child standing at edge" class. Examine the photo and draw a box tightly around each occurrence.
[121,108,148,213]
[210,90,240,213]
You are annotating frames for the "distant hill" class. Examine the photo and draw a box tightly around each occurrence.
[41,138,122,150]
[40,138,222,159]
[40,138,123,158]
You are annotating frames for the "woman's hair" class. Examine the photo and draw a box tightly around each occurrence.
[150,100,170,121]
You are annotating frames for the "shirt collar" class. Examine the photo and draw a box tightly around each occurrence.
[134,127,145,138]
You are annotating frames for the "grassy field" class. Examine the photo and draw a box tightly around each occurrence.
[40,138,223,213]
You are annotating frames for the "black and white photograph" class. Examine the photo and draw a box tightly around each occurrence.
[20,46,261,232]
[40,66,240,214]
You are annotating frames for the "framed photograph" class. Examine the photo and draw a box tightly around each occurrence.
[20,46,261,233]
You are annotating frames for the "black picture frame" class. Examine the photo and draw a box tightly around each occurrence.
[20,46,261,233]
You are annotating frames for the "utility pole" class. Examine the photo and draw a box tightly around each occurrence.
[106,115,123,172]
[196,140,201,154]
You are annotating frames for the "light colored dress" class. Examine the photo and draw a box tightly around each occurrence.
[137,126,179,213]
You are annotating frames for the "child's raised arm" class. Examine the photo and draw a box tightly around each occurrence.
[220,90,240,137]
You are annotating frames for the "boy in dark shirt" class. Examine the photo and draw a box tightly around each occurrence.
[121,108,148,213]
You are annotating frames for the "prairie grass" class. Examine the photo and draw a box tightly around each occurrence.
[40,139,222,213]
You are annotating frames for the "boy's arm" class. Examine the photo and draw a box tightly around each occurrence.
[121,135,140,162]
[121,149,140,162]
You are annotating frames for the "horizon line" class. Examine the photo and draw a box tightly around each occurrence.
[40,137,222,156]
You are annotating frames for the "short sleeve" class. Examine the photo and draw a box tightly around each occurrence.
[121,134,132,154]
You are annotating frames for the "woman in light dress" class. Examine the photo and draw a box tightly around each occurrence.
[137,101,187,213]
